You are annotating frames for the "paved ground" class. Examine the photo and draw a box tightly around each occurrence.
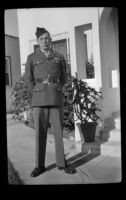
[7,116,121,184]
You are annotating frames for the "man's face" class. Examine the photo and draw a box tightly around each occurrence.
[37,32,51,51]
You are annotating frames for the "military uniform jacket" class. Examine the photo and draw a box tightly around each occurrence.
[24,49,67,107]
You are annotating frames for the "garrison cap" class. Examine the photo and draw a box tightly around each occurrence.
[35,27,49,39]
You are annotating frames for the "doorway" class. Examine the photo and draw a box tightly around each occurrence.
[52,39,67,61]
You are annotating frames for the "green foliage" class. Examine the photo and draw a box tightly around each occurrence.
[86,55,95,79]
[63,63,75,131]
[10,76,32,113]
[10,76,34,126]
[86,61,94,78]
[72,76,103,124]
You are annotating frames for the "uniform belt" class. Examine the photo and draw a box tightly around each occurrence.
[35,77,60,84]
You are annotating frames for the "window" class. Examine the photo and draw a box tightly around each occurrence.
[5,56,12,86]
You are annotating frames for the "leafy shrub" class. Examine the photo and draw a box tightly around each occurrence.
[10,76,34,125]
[10,76,32,113]
[63,64,75,131]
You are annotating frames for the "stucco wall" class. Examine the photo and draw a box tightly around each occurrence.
[99,8,120,118]
[75,26,87,79]
[5,35,21,112]
[5,9,19,37]
[5,9,21,112]
[5,35,21,86]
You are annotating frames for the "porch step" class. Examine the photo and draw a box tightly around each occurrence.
[75,136,121,158]
[99,125,121,157]
[109,128,121,142]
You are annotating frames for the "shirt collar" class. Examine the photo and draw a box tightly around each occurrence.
[41,48,51,54]
[41,48,55,58]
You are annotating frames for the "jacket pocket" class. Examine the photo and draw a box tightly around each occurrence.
[33,83,46,92]
[55,85,63,93]
[33,60,45,67]
[47,83,63,93]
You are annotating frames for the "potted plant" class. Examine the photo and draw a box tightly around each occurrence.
[71,76,103,142]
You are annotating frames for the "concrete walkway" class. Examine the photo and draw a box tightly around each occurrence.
[7,117,121,184]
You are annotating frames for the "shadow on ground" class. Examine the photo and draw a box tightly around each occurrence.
[46,138,106,172]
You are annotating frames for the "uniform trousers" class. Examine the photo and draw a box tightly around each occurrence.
[33,106,66,168]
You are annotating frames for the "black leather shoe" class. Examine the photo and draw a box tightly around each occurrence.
[58,164,77,174]
[31,166,46,177]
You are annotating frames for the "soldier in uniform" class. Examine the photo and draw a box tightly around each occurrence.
[24,27,76,177]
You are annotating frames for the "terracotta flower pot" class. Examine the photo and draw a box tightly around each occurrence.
[80,122,97,142]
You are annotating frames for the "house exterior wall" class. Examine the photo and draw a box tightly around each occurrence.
[75,25,88,79]
[5,9,19,37]
[99,8,120,118]
[5,9,21,112]
[5,35,21,112]
[5,35,21,86]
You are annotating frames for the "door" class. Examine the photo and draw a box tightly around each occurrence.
[52,39,67,61]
